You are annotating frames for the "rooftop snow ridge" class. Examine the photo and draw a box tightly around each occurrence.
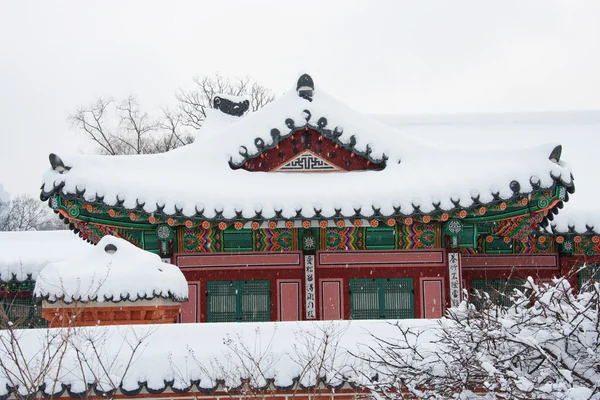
[33,235,188,304]
[41,74,574,223]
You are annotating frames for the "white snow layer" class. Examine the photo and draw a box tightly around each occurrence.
[42,81,571,222]
[0,230,91,283]
[376,110,600,234]
[0,319,435,396]
[33,235,188,303]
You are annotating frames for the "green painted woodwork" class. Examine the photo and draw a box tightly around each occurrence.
[471,279,525,308]
[254,228,297,251]
[560,240,575,255]
[301,228,319,252]
[485,236,513,254]
[54,184,565,228]
[575,236,600,255]
[350,278,414,319]
[458,224,477,248]
[179,226,221,252]
[51,184,600,257]
[322,227,365,250]
[142,231,160,253]
[398,223,438,249]
[207,280,270,322]
[365,227,395,249]
[514,236,554,254]
[0,280,35,293]
[0,297,47,328]
[223,230,253,252]
[476,222,495,235]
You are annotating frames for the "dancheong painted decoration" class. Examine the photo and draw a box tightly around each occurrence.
[2,72,595,328]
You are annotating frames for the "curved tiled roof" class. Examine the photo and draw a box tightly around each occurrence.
[33,235,188,303]
[41,75,573,223]
[377,111,600,235]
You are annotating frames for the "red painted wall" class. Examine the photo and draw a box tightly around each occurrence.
[175,252,304,322]
[316,250,449,319]
[174,250,596,323]
[461,254,562,291]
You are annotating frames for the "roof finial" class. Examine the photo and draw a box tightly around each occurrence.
[213,95,250,117]
[297,74,314,102]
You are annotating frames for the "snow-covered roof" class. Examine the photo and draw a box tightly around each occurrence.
[41,75,572,223]
[0,230,91,283]
[376,111,600,235]
[0,319,436,398]
[34,235,188,303]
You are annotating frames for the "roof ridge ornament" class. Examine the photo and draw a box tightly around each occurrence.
[549,145,562,163]
[49,153,71,174]
[297,74,314,102]
[213,95,250,117]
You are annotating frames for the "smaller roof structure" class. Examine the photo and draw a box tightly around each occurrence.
[34,235,188,304]
[0,230,91,284]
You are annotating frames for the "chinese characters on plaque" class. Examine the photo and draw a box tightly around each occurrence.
[304,255,316,319]
[448,252,461,307]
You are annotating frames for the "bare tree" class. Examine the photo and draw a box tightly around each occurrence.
[170,322,353,400]
[70,74,274,156]
[177,74,275,130]
[0,195,64,232]
[69,97,194,156]
[0,268,155,399]
[0,315,153,400]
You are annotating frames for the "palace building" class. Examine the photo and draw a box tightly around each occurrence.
[28,74,599,324]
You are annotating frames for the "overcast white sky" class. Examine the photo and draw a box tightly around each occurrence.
[1,1,599,197]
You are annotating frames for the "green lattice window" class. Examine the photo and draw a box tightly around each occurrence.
[207,280,270,322]
[350,278,414,319]
[142,230,160,253]
[223,230,253,252]
[0,297,47,329]
[365,228,396,249]
[459,225,477,248]
[579,264,600,289]
[471,279,525,308]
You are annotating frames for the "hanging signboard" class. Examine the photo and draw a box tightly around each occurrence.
[448,252,461,308]
[304,255,316,319]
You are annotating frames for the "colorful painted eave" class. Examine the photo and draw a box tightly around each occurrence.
[47,183,569,236]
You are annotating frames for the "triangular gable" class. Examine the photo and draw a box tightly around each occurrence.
[274,151,341,172]
[239,128,385,172]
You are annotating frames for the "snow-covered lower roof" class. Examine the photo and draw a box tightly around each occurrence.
[0,230,91,283]
[376,111,600,234]
[0,319,436,398]
[34,235,188,303]
[41,74,572,222]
